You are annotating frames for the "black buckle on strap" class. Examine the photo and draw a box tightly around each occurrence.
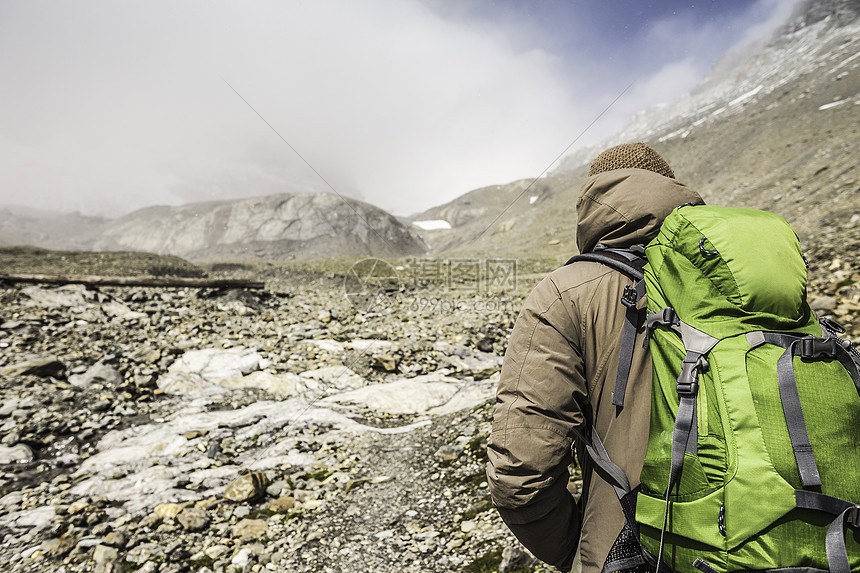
[799,336,838,359]
[848,506,860,528]
[646,307,678,329]
[621,284,638,308]
[676,380,699,396]
[677,354,709,396]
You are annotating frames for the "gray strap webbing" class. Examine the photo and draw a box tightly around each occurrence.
[586,429,631,501]
[612,280,646,408]
[794,490,855,515]
[834,346,860,395]
[760,332,860,394]
[601,247,643,262]
[794,490,859,573]
[759,332,860,489]
[671,350,706,476]
[760,333,825,488]
[604,555,647,573]
[826,506,859,573]
[776,343,822,488]
[670,394,698,488]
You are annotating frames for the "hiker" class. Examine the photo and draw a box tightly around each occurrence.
[486,143,704,572]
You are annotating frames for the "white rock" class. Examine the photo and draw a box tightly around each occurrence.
[69,361,122,388]
[232,547,253,569]
[22,285,90,308]
[322,375,461,415]
[345,339,393,353]
[0,444,34,464]
[220,371,303,396]
[102,301,148,321]
[299,366,366,393]
[308,339,346,354]
[157,347,264,394]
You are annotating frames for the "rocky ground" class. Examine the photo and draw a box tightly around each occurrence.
[0,252,562,573]
[0,249,857,573]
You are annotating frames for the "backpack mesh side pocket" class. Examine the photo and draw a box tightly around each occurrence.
[603,519,653,573]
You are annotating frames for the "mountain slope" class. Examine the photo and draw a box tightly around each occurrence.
[0,207,109,250]
[96,192,428,261]
[412,0,860,260]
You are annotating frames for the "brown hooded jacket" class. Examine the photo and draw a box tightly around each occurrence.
[487,168,704,572]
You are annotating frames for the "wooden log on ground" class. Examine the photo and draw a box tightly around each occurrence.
[0,273,265,290]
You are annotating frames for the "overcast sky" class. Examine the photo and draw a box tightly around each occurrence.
[0,0,801,218]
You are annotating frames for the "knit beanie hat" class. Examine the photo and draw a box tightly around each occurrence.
[588,142,675,179]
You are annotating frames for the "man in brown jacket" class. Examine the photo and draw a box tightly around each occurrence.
[487,143,704,572]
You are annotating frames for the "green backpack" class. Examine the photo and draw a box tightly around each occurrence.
[571,205,860,573]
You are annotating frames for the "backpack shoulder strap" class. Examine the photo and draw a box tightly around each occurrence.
[564,247,646,282]
[564,247,647,408]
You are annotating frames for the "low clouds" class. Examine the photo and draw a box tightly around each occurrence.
[0,0,800,217]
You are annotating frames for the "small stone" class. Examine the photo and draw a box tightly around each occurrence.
[811,296,838,312]
[69,361,122,388]
[138,512,161,529]
[154,503,185,521]
[265,479,286,497]
[232,518,268,539]
[125,542,166,565]
[68,498,90,515]
[266,495,296,514]
[44,529,80,558]
[232,547,253,570]
[194,496,219,509]
[205,440,222,458]
[177,507,210,531]
[373,353,398,372]
[233,505,251,518]
[204,544,230,559]
[435,445,463,463]
[103,531,127,548]
[93,544,118,565]
[224,472,270,502]
[499,545,536,572]
[476,337,495,353]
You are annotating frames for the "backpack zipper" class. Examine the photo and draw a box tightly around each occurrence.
[718,504,726,536]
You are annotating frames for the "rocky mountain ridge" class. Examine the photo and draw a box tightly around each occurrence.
[409,0,859,259]
[2,192,429,261]
[96,192,428,261]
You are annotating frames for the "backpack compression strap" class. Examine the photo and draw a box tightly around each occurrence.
[749,332,860,488]
[564,248,646,408]
[749,331,860,572]
[795,491,860,573]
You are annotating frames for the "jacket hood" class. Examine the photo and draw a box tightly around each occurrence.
[576,168,704,253]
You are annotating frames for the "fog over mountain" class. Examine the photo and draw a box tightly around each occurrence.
[1,0,857,261]
[409,0,860,259]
